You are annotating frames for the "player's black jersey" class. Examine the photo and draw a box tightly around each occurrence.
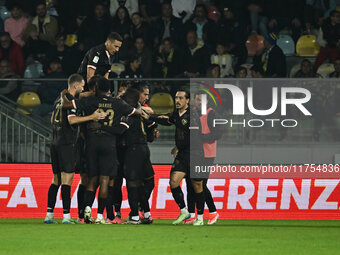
[169,108,190,151]
[51,94,78,145]
[77,44,115,79]
[124,116,156,146]
[74,95,135,134]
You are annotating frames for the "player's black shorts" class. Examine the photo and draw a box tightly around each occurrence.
[85,132,118,177]
[124,144,154,180]
[116,144,126,178]
[50,143,77,174]
[171,150,189,175]
[75,137,86,174]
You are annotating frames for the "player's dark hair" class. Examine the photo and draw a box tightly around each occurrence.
[68,73,84,87]
[107,32,123,42]
[87,75,102,91]
[96,76,111,94]
[131,82,149,92]
[121,87,140,107]
[177,87,190,99]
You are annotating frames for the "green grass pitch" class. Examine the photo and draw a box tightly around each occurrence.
[1,219,340,255]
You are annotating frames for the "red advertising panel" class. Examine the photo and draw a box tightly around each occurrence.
[1,164,340,219]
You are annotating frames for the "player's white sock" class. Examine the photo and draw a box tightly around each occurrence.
[47,212,54,218]
[63,213,71,220]
[144,211,151,218]
[190,213,195,218]
[180,208,188,214]
[97,213,103,220]
[131,216,139,221]
[197,214,203,220]
[210,211,216,214]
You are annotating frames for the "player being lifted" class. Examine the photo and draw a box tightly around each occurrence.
[151,89,205,225]
[44,74,106,224]
[71,77,140,224]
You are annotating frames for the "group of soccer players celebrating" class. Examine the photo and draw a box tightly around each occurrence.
[43,31,220,225]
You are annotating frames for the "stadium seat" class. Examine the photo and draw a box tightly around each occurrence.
[277,35,295,56]
[317,63,335,78]
[64,34,78,47]
[289,63,301,78]
[0,6,11,21]
[24,63,43,78]
[16,92,41,114]
[296,35,320,57]
[149,93,174,115]
[111,63,125,76]
[245,35,264,57]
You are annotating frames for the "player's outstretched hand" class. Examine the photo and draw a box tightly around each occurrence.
[171,146,178,158]
[91,109,107,121]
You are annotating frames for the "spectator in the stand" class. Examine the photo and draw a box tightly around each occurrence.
[46,34,68,64]
[128,37,152,77]
[206,64,220,78]
[180,30,210,78]
[153,37,180,77]
[22,2,58,53]
[210,43,234,77]
[248,0,268,36]
[217,7,248,67]
[33,58,67,117]
[4,4,28,47]
[152,2,183,47]
[185,4,218,49]
[110,0,138,18]
[77,2,111,51]
[250,64,265,78]
[140,0,162,24]
[111,6,132,61]
[314,10,340,70]
[112,7,131,41]
[171,0,196,23]
[329,58,340,77]
[131,12,151,47]
[120,56,143,78]
[62,42,87,76]
[305,0,336,28]
[294,59,320,78]
[264,0,304,43]
[253,32,287,77]
[235,66,247,78]
[0,59,20,101]
[0,32,24,76]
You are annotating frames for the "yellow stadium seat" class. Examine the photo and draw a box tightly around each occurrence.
[17,92,41,114]
[296,35,320,57]
[317,63,335,78]
[111,63,125,76]
[65,34,78,47]
[149,93,174,115]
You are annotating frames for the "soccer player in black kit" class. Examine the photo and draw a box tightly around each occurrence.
[151,89,205,225]
[120,88,157,224]
[71,77,139,224]
[78,32,122,82]
[44,74,106,224]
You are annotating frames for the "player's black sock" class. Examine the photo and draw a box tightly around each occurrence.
[98,197,107,215]
[47,184,59,212]
[204,182,216,213]
[171,186,186,209]
[84,190,96,208]
[139,186,150,213]
[61,184,71,215]
[144,177,155,201]
[186,179,196,214]
[77,184,86,218]
[127,186,139,217]
[113,186,122,214]
[106,186,114,220]
[195,191,205,215]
